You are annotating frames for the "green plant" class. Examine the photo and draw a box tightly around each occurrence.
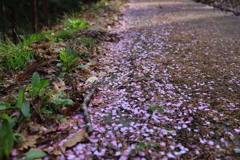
[19,30,54,47]
[0,88,31,121]
[57,45,80,72]
[0,39,34,71]
[82,36,96,48]
[41,91,74,116]
[64,18,90,30]
[0,113,25,160]
[26,72,49,99]
[147,105,164,113]
[0,72,49,121]
[130,141,150,156]
[56,29,75,39]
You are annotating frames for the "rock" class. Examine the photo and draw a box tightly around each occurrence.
[233,148,240,154]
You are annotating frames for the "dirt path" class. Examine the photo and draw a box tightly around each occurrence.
[67,0,240,159]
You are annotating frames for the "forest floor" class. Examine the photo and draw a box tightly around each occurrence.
[2,0,240,159]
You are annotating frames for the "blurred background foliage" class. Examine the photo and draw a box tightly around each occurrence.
[0,0,100,43]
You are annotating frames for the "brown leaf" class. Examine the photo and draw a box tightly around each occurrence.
[52,77,67,94]
[61,102,81,116]
[60,128,89,153]
[17,135,40,150]
[85,76,98,83]
[17,60,49,81]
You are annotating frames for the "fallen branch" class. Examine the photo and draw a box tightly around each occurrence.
[79,81,98,135]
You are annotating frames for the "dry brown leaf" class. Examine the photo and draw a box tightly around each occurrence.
[98,71,107,76]
[106,68,115,73]
[61,102,81,116]
[166,130,177,134]
[29,122,42,133]
[17,135,40,150]
[60,129,89,153]
[87,57,98,66]
[85,76,98,83]
[43,144,62,156]
[52,77,67,94]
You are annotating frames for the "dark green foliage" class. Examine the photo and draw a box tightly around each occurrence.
[0,0,101,41]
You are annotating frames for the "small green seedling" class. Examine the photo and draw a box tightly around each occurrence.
[147,105,164,113]
[25,72,49,99]
[57,46,80,72]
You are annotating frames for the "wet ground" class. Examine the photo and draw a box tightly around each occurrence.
[65,0,240,159]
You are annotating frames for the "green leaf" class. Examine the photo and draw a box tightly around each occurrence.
[56,63,62,67]
[59,52,68,62]
[50,99,74,106]
[0,120,14,158]
[0,101,8,110]
[9,116,18,128]
[21,100,30,118]
[41,108,53,114]
[39,79,49,89]
[66,45,71,57]
[3,132,14,158]
[71,48,79,59]
[17,89,24,108]
[77,65,90,69]
[13,133,26,143]
[60,117,67,121]
[31,72,40,89]
[0,113,10,120]
[59,72,66,78]
[24,149,47,159]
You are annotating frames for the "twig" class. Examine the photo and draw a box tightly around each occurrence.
[79,81,98,135]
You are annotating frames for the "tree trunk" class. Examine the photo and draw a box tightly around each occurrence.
[44,0,50,28]
[0,0,6,41]
[10,4,17,43]
[31,0,37,32]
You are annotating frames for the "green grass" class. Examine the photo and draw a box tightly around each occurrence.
[19,30,54,46]
[0,38,34,71]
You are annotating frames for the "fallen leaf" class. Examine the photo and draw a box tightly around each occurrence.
[52,77,67,94]
[17,135,40,150]
[85,76,98,83]
[61,102,81,116]
[166,130,177,134]
[98,71,107,76]
[60,129,89,152]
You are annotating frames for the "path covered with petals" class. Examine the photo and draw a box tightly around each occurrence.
[66,0,240,159]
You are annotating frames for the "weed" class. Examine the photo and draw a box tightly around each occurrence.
[56,29,75,39]
[42,91,74,116]
[82,36,96,48]
[130,139,150,156]
[56,45,88,73]
[19,30,54,47]
[147,105,164,113]
[25,72,49,100]
[0,38,34,71]
[64,18,90,30]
